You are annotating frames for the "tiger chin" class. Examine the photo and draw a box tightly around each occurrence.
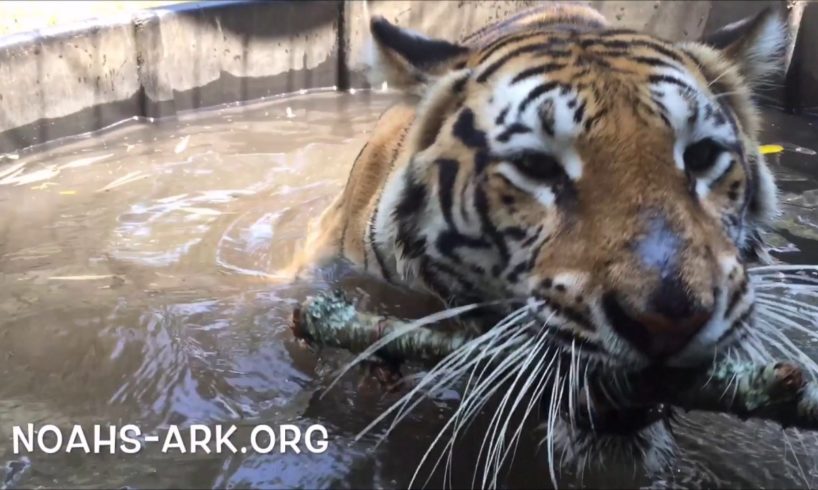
[284,1,792,482]
[548,409,677,479]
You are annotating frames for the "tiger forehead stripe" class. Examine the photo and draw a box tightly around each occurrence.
[579,36,685,64]
[475,29,699,88]
[511,62,567,85]
[475,31,552,64]
[648,68,739,146]
[476,39,572,83]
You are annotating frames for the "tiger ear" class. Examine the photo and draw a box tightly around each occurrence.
[700,7,790,89]
[365,16,470,92]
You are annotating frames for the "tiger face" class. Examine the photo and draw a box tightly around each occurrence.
[367,5,788,371]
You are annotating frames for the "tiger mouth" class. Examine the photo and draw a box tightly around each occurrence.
[559,373,673,436]
[545,359,704,438]
[514,295,752,438]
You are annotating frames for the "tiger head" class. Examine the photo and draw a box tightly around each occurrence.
[367,4,789,373]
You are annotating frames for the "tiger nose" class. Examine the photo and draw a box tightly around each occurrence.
[602,284,714,360]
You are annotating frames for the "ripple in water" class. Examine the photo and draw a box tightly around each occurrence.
[109,190,256,268]
[0,91,817,488]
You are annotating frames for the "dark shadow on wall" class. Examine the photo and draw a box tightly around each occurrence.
[139,0,342,113]
[785,1,818,116]
[702,0,780,33]
[0,25,142,153]
[0,0,343,154]
[704,0,789,111]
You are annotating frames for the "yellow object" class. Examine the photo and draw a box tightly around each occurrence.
[48,275,115,281]
[59,190,77,195]
[759,144,784,155]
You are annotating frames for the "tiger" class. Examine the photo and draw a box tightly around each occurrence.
[283,1,792,480]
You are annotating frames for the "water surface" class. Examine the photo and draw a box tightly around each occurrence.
[0,90,817,488]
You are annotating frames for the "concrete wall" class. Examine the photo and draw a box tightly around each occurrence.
[786,1,818,115]
[0,0,813,155]
[341,0,711,87]
[0,1,343,153]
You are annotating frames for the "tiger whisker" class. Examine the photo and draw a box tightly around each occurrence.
[482,338,551,489]
[325,299,515,397]
[382,316,531,444]
[582,363,596,433]
[444,369,514,487]
[717,354,740,402]
[755,293,818,316]
[412,331,538,490]
[740,329,767,359]
[487,325,564,487]
[751,326,796,360]
[389,305,535,421]
[707,64,734,88]
[447,326,534,439]
[754,298,818,323]
[754,317,818,379]
[354,307,530,448]
[496,349,559,478]
[478,332,545,488]
[741,330,772,363]
[417,362,524,490]
[750,279,818,290]
[411,310,549,489]
[750,264,818,274]
[446,317,551,426]
[713,89,744,100]
[782,430,810,488]
[729,370,742,406]
[448,315,554,434]
[791,430,818,487]
[751,270,818,282]
[433,366,525,490]
[755,304,818,343]
[486,365,544,488]
[567,340,580,434]
[543,357,565,488]
[756,304,818,346]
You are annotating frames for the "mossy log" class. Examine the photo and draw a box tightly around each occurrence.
[291,290,818,431]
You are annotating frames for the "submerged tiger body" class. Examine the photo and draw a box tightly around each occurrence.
[285,2,792,478]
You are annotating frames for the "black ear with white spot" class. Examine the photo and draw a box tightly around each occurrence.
[366,16,470,91]
[700,7,790,88]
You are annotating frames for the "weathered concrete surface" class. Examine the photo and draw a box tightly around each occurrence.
[0,16,142,149]
[0,1,182,36]
[342,0,713,82]
[591,0,711,40]
[342,1,798,87]
[0,0,813,155]
[136,1,340,115]
[0,1,342,153]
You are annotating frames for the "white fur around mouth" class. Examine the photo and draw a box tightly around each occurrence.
[545,413,677,478]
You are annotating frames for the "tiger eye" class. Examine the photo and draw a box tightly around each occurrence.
[684,138,725,174]
[511,151,564,181]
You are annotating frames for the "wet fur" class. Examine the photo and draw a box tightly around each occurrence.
[284,3,795,485]
[287,3,787,357]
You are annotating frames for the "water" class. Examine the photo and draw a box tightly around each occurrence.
[0,90,817,489]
